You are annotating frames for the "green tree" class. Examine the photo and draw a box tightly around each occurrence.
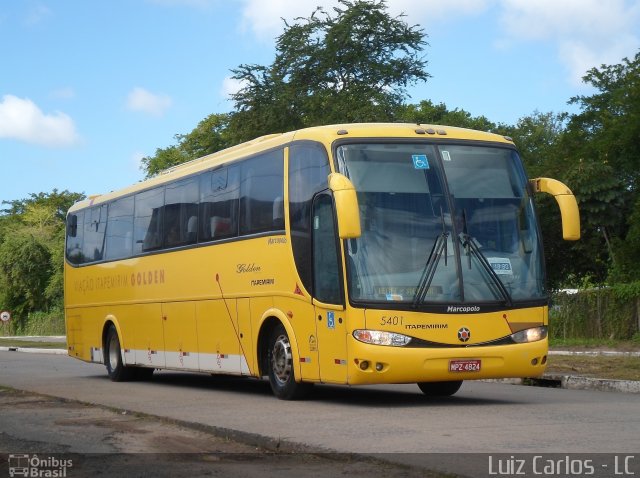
[0,234,52,327]
[497,111,566,177]
[140,144,189,179]
[494,112,580,289]
[557,51,640,282]
[141,113,232,177]
[228,0,430,142]
[398,100,496,132]
[1,189,84,223]
[141,0,430,177]
[0,190,84,319]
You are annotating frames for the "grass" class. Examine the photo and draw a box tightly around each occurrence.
[0,338,66,349]
[549,337,640,351]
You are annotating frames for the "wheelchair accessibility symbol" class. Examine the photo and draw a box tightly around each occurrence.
[412,154,429,169]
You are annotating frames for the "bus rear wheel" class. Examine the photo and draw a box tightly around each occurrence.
[267,324,313,400]
[105,325,135,382]
[417,380,463,397]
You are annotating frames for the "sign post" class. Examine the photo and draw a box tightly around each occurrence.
[0,310,11,335]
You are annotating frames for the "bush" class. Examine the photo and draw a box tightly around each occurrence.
[0,308,64,336]
[550,283,640,340]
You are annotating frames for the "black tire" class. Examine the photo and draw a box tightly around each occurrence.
[267,324,313,400]
[104,325,135,382]
[417,380,463,397]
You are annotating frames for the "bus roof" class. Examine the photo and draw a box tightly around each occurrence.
[68,123,514,212]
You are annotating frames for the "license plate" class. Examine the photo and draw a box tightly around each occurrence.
[449,359,481,372]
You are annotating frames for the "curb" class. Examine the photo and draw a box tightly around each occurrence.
[532,373,640,394]
[485,374,640,394]
[0,346,68,355]
[0,335,66,340]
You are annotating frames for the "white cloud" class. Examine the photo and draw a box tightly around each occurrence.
[240,0,490,40]
[126,87,172,117]
[240,0,327,40]
[25,3,52,26]
[0,95,80,147]
[220,76,248,100]
[384,0,489,25]
[50,87,75,100]
[238,0,639,86]
[498,0,640,83]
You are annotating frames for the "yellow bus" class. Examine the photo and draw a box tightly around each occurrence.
[64,123,579,399]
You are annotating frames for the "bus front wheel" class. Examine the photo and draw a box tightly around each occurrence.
[417,380,463,397]
[105,325,135,382]
[267,324,312,400]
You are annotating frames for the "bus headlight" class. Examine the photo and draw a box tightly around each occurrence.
[353,329,412,346]
[511,326,547,343]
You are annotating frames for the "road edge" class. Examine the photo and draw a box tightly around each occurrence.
[3,346,640,394]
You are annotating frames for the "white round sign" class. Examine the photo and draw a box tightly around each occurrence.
[0,311,10,322]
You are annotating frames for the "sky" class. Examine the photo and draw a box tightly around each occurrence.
[1,0,639,205]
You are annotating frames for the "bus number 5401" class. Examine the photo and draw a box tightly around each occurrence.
[380,316,404,326]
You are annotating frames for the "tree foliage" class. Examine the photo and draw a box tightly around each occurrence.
[142,0,430,175]
[556,52,640,283]
[398,100,496,131]
[0,234,52,326]
[141,113,232,177]
[0,190,84,325]
[228,0,429,142]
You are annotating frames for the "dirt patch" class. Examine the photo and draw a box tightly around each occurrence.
[546,355,640,381]
[0,387,444,477]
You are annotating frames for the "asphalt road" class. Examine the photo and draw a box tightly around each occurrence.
[1,350,639,476]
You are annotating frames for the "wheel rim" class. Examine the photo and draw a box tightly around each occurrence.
[271,334,292,385]
[108,333,120,371]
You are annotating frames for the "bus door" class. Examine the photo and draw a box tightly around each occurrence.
[312,194,348,383]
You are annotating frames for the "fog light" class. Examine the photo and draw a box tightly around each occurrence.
[531,358,539,366]
[375,362,383,371]
[360,360,369,370]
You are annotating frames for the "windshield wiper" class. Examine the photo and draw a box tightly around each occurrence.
[413,209,449,307]
[459,233,513,306]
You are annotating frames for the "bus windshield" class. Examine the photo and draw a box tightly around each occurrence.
[336,142,545,307]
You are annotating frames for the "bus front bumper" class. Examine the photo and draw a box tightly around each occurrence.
[347,336,548,385]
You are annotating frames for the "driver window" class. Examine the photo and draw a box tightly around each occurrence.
[312,195,342,304]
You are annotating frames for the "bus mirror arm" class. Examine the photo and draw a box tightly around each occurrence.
[328,173,362,239]
[530,177,581,241]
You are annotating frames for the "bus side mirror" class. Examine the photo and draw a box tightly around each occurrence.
[530,178,580,241]
[328,173,361,239]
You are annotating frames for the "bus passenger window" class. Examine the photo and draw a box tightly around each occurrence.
[239,150,284,235]
[164,176,198,248]
[199,166,239,242]
[65,211,84,264]
[105,196,134,260]
[82,205,107,262]
[134,187,164,253]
